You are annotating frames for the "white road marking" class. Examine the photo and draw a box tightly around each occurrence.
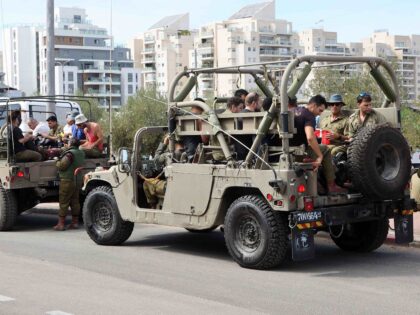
[0,294,15,302]
[45,311,73,315]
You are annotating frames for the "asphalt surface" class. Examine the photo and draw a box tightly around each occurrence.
[1,207,420,315]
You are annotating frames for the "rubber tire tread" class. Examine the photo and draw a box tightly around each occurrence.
[0,187,18,231]
[331,218,389,252]
[83,186,134,245]
[348,124,411,200]
[224,195,288,270]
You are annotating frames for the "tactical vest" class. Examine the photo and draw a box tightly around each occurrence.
[58,148,86,180]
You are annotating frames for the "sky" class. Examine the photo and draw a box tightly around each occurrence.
[0,0,419,48]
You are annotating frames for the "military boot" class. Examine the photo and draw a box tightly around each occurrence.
[66,216,79,230]
[53,216,66,231]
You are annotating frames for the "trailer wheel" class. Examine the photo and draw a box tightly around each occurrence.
[83,186,134,245]
[224,195,288,269]
[330,218,389,252]
[0,187,18,231]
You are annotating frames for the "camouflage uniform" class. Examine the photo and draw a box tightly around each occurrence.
[56,147,85,217]
[49,125,64,138]
[319,112,349,155]
[346,109,387,138]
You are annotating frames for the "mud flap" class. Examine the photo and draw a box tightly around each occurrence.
[291,228,315,261]
[394,213,414,244]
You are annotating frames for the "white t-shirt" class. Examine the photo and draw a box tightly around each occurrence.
[33,122,50,137]
[63,124,73,135]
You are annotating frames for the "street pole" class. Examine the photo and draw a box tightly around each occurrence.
[46,0,56,115]
[108,0,113,158]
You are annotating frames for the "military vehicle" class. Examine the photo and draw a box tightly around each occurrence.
[0,96,110,231]
[81,56,416,269]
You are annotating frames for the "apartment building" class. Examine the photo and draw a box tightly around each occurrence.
[37,7,141,107]
[2,25,41,95]
[130,14,195,96]
[363,31,420,101]
[190,1,294,99]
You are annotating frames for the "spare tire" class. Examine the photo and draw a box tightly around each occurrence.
[348,124,411,200]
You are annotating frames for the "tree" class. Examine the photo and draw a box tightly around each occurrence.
[107,88,167,153]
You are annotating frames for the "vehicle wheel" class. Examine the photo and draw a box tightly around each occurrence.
[0,187,18,231]
[348,124,411,200]
[83,186,134,245]
[224,195,288,269]
[330,218,389,252]
[185,227,217,233]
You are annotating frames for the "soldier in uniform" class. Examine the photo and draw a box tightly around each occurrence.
[141,135,184,209]
[53,138,86,231]
[320,94,349,156]
[346,92,387,139]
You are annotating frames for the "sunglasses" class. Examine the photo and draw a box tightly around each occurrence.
[330,103,342,107]
[358,92,371,97]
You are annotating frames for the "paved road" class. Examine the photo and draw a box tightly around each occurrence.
[1,208,420,315]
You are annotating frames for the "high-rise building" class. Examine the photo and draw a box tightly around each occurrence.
[37,7,141,107]
[190,1,294,98]
[130,13,195,96]
[2,25,41,95]
[362,30,420,101]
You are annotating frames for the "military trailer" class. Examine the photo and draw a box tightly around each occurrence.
[0,97,110,231]
[81,56,416,269]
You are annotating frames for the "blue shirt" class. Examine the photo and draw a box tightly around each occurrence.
[72,124,86,140]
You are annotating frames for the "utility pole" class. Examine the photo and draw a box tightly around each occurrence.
[46,0,56,115]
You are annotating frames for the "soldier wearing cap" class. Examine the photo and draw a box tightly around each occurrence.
[320,94,349,156]
[346,92,387,139]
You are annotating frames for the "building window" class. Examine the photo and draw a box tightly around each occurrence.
[74,15,82,23]
[128,73,133,82]
[68,72,74,82]
[68,84,74,94]
[128,85,133,94]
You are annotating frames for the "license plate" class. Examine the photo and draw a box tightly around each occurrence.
[295,210,322,223]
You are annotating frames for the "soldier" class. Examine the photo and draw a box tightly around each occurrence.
[320,94,349,156]
[42,115,64,147]
[346,92,387,139]
[53,138,86,231]
[290,95,346,194]
[142,135,184,209]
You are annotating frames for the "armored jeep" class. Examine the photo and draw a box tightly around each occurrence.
[82,56,416,269]
[0,96,110,231]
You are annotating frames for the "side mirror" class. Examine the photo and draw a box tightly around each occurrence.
[117,147,132,173]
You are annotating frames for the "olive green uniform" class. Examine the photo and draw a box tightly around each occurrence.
[319,112,349,155]
[346,109,387,138]
[56,147,85,217]
[143,142,169,205]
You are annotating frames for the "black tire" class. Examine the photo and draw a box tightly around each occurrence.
[185,227,217,233]
[330,218,389,252]
[0,188,18,231]
[224,195,288,270]
[348,124,411,200]
[83,186,134,245]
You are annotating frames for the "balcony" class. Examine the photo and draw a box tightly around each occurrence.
[84,78,120,85]
[144,36,155,43]
[145,74,156,82]
[141,58,156,64]
[201,31,214,38]
[260,40,292,47]
[143,67,156,73]
[201,53,214,60]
